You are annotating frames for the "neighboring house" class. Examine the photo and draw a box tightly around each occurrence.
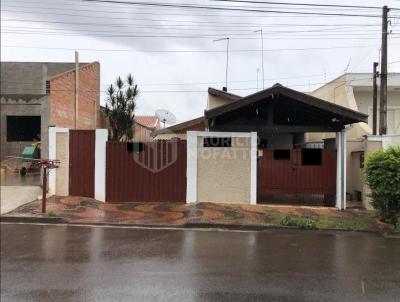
[133,115,160,142]
[307,73,400,208]
[0,61,100,160]
[152,116,205,140]
[308,73,400,141]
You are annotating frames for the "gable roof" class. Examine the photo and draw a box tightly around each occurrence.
[152,116,204,136]
[205,83,368,124]
[134,115,159,129]
[208,87,242,102]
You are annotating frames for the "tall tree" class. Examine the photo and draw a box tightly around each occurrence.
[105,74,138,141]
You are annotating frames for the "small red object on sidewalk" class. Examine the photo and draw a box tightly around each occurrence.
[39,159,60,214]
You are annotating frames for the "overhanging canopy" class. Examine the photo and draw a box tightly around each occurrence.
[205,84,368,133]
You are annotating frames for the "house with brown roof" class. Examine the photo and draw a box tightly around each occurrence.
[133,116,160,142]
[174,84,365,209]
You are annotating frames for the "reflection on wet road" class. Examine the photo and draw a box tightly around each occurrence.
[1,223,399,302]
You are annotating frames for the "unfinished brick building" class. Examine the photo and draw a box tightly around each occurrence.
[0,61,100,160]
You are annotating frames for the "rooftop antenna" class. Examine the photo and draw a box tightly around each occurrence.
[344,57,352,73]
[213,37,229,91]
[254,29,265,89]
[256,68,260,91]
[155,109,176,128]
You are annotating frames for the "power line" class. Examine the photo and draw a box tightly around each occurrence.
[3,25,382,34]
[3,76,397,94]
[210,0,391,10]
[81,0,382,18]
[3,30,393,39]
[2,44,392,53]
[1,17,384,29]
[1,27,386,37]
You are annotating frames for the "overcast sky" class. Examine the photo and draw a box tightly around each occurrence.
[1,0,399,123]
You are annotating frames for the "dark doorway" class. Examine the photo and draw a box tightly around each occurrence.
[6,116,41,142]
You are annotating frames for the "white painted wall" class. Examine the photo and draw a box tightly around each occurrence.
[186,131,257,204]
[48,127,69,196]
[94,129,107,202]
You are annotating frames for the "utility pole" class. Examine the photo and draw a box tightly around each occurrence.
[75,51,79,129]
[254,29,264,89]
[372,62,379,135]
[379,6,389,135]
[213,37,229,91]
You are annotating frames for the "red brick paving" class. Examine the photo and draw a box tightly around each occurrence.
[3,196,391,231]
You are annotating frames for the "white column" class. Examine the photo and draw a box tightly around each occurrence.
[48,127,69,195]
[94,129,108,202]
[250,132,257,204]
[342,129,347,210]
[186,131,198,203]
[336,129,347,210]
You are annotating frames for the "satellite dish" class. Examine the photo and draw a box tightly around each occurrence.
[155,109,176,128]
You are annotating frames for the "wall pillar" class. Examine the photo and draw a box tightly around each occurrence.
[186,131,198,203]
[48,127,69,195]
[336,129,347,210]
[94,129,107,202]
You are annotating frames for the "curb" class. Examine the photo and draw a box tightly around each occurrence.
[0,216,69,224]
[0,215,393,235]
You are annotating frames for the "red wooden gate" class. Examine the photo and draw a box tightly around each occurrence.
[106,141,187,202]
[258,148,336,205]
[69,130,95,198]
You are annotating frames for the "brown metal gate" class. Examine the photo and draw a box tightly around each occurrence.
[106,141,187,202]
[69,130,95,198]
[258,148,336,205]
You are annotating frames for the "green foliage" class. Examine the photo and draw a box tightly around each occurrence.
[47,209,55,217]
[279,215,317,230]
[365,146,400,226]
[104,74,138,141]
[296,217,317,230]
[279,215,295,226]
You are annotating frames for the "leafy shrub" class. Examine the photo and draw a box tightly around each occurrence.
[279,215,317,230]
[365,146,400,226]
[279,215,295,226]
[47,209,55,217]
[296,217,317,230]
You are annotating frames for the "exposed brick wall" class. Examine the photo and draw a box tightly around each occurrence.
[49,62,100,129]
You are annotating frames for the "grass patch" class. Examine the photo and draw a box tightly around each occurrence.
[79,199,102,207]
[278,215,317,230]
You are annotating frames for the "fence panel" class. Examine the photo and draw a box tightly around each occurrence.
[69,130,95,198]
[106,141,187,202]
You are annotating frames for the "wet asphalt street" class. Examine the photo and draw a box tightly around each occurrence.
[1,223,400,302]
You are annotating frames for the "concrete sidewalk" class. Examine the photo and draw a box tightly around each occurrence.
[2,196,393,232]
[1,186,42,214]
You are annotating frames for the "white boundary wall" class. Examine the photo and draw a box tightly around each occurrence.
[48,127,107,201]
[186,131,257,204]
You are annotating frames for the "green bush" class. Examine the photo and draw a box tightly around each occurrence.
[365,146,400,226]
[279,215,295,226]
[47,209,55,217]
[279,215,317,230]
[296,217,317,230]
